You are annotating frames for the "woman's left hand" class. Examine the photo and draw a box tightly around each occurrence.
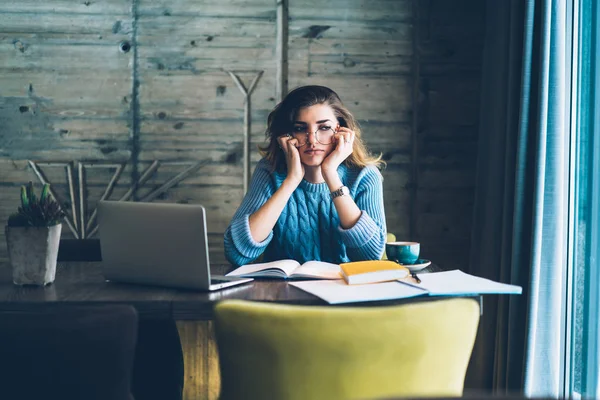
[321,126,355,177]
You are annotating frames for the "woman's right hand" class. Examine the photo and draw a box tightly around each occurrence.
[278,134,304,186]
[246,137,304,244]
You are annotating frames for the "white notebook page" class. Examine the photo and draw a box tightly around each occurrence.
[226,259,300,277]
[400,269,522,295]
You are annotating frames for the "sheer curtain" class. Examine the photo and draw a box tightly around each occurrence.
[467,0,568,396]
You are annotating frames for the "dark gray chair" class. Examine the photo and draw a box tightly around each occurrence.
[0,304,138,400]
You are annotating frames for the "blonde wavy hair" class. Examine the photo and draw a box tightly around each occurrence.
[259,85,384,172]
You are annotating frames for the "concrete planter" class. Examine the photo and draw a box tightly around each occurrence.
[5,224,62,286]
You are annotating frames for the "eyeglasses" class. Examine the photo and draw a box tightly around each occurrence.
[288,125,337,147]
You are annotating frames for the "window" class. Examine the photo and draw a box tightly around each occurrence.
[565,0,600,397]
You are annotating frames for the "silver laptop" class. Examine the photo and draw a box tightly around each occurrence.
[97,201,253,291]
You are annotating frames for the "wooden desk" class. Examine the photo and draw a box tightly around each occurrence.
[0,262,442,320]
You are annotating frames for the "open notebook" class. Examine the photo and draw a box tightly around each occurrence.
[226,259,341,280]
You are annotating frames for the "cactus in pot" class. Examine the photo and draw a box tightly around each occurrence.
[5,182,65,285]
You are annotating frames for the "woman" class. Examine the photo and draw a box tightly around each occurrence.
[224,85,386,266]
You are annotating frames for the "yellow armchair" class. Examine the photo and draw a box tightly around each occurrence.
[214,298,480,400]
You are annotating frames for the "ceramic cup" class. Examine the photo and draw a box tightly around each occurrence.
[385,241,420,265]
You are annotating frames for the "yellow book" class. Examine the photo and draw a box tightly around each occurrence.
[340,260,409,285]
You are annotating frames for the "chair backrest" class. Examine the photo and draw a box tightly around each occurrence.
[214,298,480,400]
[0,304,138,400]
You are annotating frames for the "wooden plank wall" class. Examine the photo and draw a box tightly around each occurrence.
[0,0,135,251]
[0,0,483,270]
[0,1,484,399]
[414,0,484,269]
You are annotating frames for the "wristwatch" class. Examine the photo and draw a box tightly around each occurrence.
[330,185,350,200]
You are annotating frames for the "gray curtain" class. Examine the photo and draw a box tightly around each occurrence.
[467,0,567,396]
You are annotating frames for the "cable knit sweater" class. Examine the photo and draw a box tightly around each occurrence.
[224,158,387,267]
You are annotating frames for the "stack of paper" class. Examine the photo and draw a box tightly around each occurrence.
[290,269,522,304]
[290,279,426,304]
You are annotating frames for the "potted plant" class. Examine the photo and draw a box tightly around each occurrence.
[5,182,65,285]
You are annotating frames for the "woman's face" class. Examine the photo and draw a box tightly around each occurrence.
[292,104,338,167]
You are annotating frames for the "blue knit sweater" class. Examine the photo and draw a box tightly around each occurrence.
[224,158,387,267]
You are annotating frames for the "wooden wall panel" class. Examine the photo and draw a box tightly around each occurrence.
[415,0,484,270]
[291,0,413,20]
[0,1,131,14]
[139,0,275,17]
[0,15,132,36]
[0,1,133,260]
[0,0,484,269]
[137,0,276,264]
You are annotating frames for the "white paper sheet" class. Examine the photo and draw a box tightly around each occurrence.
[400,269,523,295]
[290,279,427,304]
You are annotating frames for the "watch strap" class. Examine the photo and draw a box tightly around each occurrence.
[330,185,349,200]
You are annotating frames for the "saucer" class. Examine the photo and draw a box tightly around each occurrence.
[399,259,432,272]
